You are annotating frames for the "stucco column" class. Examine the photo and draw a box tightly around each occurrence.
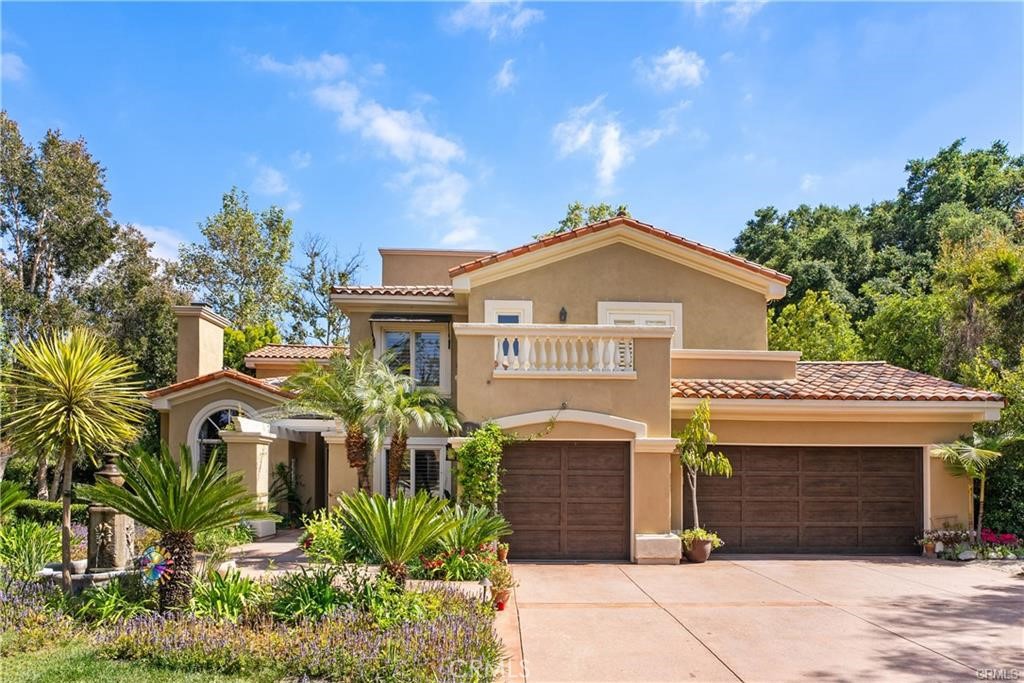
[633,437,681,564]
[220,417,276,538]
[322,431,360,505]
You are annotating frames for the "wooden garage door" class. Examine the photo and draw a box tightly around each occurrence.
[500,441,629,560]
[686,446,923,554]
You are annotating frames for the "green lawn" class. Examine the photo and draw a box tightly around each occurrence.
[2,643,262,683]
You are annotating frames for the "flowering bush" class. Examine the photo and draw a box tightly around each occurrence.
[921,528,974,546]
[94,588,501,681]
[0,578,77,655]
[411,548,499,581]
[980,528,1019,545]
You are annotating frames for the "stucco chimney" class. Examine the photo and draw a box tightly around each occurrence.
[172,303,231,382]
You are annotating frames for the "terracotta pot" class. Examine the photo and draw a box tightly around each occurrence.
[493,588,510,610]
[683,540,713,563]
[923,542,936,558]
[497,546,509,563]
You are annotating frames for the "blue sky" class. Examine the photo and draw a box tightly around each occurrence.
[2,1,1021,284]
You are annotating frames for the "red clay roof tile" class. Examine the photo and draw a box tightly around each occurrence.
[331,285,454,296]
[146,369,294,400]
[245,344,344,361]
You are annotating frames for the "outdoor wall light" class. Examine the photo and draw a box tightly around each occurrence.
[559,306,568,322]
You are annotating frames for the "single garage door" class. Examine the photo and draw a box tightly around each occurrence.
[500,441,629,560]
[686,446,922,554]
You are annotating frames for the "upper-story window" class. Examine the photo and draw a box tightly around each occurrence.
[378,324,450,393]
[598,301,683,349]
[484,300,533,324]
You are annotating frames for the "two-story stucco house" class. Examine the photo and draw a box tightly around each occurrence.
[149,216,1003,564]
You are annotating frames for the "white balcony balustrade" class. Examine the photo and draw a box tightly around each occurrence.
[453,323,675,378]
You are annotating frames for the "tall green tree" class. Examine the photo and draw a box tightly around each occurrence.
[289,233,360,346]
[177,188,293,328]
[223,320,283,371]
[4,329,148,591]
[769,290,863,361]
[859,291,946,375]
[536,201,630,238]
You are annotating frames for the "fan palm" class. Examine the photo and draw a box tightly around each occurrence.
[366,368,460,498]
[5,328,147,591]
[338,490,457,582]
[933,433,1014,539]
[282,343,378,491]
[79,444,276,612]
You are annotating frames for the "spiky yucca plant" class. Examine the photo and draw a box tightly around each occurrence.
[79,445,275,612]
[933,433,1013,539]
[338,490,457,583]
[5,328,147,590]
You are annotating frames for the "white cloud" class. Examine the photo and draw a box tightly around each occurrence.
[253,52,348,80]
[253,165,289,195]
[724,1,766,28]
[444,1,544,40]
[136,224,186,262]
[800,173,821,192]
[493,59,517,92]
[1,52,26,82]
[719,51,737,63]
[596,124,627,189]
[289,150,312,169]
[633,47,707,91]
[552,96,604,157]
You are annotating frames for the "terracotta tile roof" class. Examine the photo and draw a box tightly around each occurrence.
[245,344,344,361]
[448,215,792,284]
[146,369,295,400]
[331,285,455,296]
[671,362,1003,403]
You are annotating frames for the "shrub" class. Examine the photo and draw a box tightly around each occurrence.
[11,499,88,525]
[76,574,156,625]
[270,566,347,622]
[0,579,77,655]
[191,570,267,622]
[984,446,1024,535]
[301,507,379,565]
[411,550,498,582]
[453,422,512,508]
[0,481,27,521]
[439,504,512,554]
[195,523,254,554]
[0,519,61,582]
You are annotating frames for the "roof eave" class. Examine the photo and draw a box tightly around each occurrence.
[670,396,1003,423]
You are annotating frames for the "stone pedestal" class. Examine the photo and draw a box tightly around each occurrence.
[87,454,133,573]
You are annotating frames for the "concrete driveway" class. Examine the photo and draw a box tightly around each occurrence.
[498,557,1024,682]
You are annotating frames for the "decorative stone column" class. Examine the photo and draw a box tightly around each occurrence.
[220,416,276,538]
[87,453,133,573]
[633,437,683,565]
[322,431,360,505]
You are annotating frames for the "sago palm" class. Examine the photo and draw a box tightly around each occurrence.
[79,444,275,612]
[282,343,378,492]
[366,369,461,497]
[338,490,457,582]
[933,433,1013,539]
[5,328,147,590]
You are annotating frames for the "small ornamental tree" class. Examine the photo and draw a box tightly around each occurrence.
[454,423,513,509]
[933,433,1013,539]
[675,399,732,529]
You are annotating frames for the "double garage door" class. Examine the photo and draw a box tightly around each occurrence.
[500,441,630,560]
[500,442,923,559]
[689,446,923,554]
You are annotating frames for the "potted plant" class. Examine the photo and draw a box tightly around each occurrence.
[497,542,509,563]
[679,528,724,563]
[917,532,936,558]
[489,562,517,610]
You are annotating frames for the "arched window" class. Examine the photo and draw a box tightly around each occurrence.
[196,407,240,469]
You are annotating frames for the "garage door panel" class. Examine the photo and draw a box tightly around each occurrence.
[503,472,561,498]
[802,500,859,523]
[743,500,799,523]
[743,474,798,498]
[501,442,628,560]
[566,474,626,499]
[700,446,921,554]
[801,474,859,497]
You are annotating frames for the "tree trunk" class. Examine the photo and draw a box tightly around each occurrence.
[344,425,371,493]
[687,468,699,529]
[159,531,196,612]
[60,440,74,592]
[389,432,408,498]
[34,453,49,500]
[977,474,986,542]
[49,455,64,502]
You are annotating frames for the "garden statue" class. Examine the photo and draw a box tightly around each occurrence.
[87,453,133,572]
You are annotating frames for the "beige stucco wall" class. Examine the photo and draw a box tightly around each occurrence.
[380,250,492,286]
[325,437,360,503]
[928,454,972,529]
[224,435,272,508]
[175,314,225,382]
[671,356,797,380]
[634,451,673,534]
[456,335,672,436]
[467,243,769,350]
[162,385,284,455]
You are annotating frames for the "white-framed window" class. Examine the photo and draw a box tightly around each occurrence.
[484,299,533,324]
[185,399,258,470]
[597,301,683,349]
[375,323,451,394]
[374,440,451,499]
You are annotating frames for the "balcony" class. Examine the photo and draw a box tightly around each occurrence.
[453,323,675,379]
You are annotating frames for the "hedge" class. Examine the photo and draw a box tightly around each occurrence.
[11,500,89,525]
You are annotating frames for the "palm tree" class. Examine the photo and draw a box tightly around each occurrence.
[79,444,275,611]
[5,329,148,591]
[282,344,377,491]
[338,490,457,583]
[675,398,733,529]
[366,368,460,498]
[933,432,1013,539]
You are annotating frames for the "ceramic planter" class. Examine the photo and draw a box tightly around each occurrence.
[683,540,714,563]
[923,542,936,558]
[497,546,509,563]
